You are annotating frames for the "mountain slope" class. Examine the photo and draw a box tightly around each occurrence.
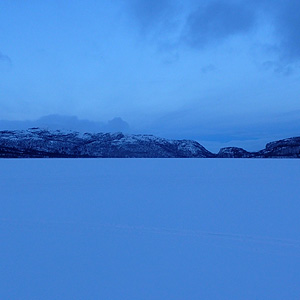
[217,137,300,158]
[0,128,214,158]
[0,128,299,158]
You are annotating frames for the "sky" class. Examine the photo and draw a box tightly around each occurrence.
[1,0,300,150]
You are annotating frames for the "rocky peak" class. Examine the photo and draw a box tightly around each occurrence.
[258,137,300,158]
[217,147,253,158]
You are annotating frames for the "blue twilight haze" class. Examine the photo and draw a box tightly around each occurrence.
[0,0,300,149]
[1,2,300,298]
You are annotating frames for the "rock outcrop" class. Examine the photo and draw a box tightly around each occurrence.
[217,147,254,158]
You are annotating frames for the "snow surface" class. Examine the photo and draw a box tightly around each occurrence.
[0,159,300,299]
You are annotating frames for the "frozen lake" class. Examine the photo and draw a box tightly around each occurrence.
[1,159,300,299]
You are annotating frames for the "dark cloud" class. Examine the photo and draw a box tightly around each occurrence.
[182,1,256,48]
[0,115,130,133]
[262,60,293,76]
[125,0,177,34]
[240,0,300,63]
[180,0,300,65]
[272,0,300,62]
[123,0,300,65]
[201,64,216,73]
[0,52,12,66]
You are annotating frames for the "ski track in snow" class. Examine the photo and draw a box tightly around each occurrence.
[1,217,300,256]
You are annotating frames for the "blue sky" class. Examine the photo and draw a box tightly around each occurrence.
[1,0,300,148]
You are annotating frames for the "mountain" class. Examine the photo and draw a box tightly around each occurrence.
[217,147,254,158]
[217,137,300,158]
[256,137,300,158]
[0,128,299,158]
[0,128,214,158]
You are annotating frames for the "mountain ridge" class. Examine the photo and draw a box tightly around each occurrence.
[0,128,299,158]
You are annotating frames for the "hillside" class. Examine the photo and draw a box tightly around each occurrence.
[0,128,299,158]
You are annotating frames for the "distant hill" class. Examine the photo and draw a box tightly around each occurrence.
[0,128,299,158]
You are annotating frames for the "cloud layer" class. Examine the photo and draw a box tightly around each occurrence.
[183,1,256,48]
[1,0,300,145]
[273,0,300,62]
[126,0,176,33]
[0,115,130,133]
[125,0,300,64]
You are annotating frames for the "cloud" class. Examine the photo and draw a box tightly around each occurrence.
[182,1,256,48]
[122,0,300,66]
[0,115,130,133]
[0,52,12,67]
[245,0,300,64]
[271,0,300,62]
[262,60,293,76]
[125,0,177,34]
[180,0,300,66]
[201,64,216,73]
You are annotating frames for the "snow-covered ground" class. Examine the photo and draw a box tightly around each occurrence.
[1,159,300,299]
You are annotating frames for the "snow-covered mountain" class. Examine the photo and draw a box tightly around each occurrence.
[0,128,214,158]
[217,147,254,158]
[257,137,300,158]
[217,137,300,158]
[0,128,299,158]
